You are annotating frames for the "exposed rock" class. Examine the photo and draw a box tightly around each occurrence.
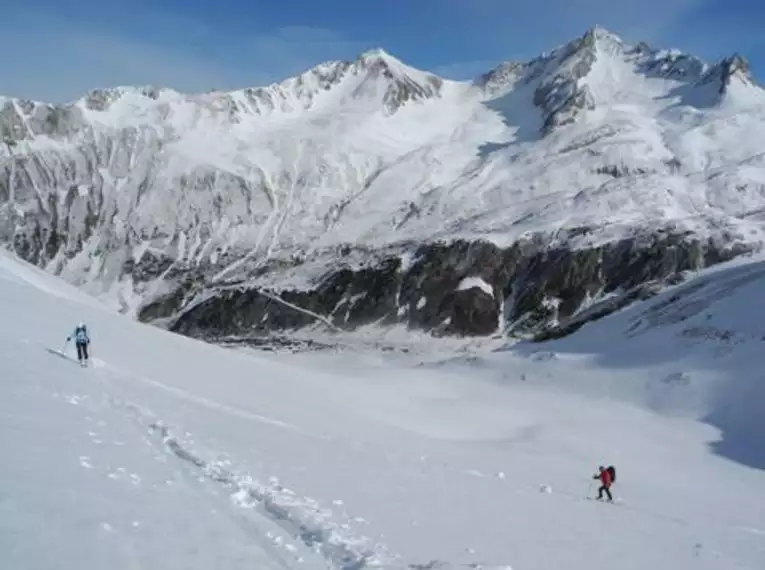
[126,250,176,283]
[216,335,335,353]
[449,286,499,336]
[159,232,754,342]
[695,53,757,102]
[532,28,600,134]
[594,164,652,178]
[532,284,660,342]
[354,49,444,114]
[135,274,204,323]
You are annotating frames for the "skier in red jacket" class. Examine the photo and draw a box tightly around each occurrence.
[594,466,613,501]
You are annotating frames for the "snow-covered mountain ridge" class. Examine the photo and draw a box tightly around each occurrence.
[1,26,764,340]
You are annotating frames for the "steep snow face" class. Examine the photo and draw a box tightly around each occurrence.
[0,27,764,314]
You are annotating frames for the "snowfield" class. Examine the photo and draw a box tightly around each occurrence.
[2,247,765,569]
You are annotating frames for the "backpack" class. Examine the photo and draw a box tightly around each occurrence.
[607,465,616,483]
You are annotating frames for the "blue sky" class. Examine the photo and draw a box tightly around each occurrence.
[2,0,763,102]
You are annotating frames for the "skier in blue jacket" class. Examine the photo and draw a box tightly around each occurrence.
[67,322,90,365]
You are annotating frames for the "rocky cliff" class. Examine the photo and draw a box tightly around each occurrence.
[141,230,752,343]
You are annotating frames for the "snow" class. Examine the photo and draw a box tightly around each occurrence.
[3,244,765,569]
[456,276,494,297]
[3,27,765,309]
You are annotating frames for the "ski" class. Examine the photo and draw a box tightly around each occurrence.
[46,347,71,360]
[586,497,622,505]
[46,347,87,367]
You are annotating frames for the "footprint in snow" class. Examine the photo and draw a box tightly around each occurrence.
[531,350,557,362]
[106,468,126,480]
[79,456,94,469]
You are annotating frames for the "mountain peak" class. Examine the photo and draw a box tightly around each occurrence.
[721,53,754,82]
[697,53,763,103]
[346,47,444,113]
[358,47,394,61]
[584,25,623,42]
[576,25,627,57]
[354,47,414,76]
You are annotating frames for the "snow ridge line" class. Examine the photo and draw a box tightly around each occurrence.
[146,420,394,570]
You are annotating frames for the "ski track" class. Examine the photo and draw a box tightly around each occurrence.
[51,352,534,570]
[45,351,765,570]
[102,362,305,434]
[46,391,306,570]
[56,357,400,570]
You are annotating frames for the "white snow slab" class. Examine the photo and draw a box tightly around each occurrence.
[457,276,494,297]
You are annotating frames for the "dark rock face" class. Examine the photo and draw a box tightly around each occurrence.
[532,29,598,134]
[136,276,203,323]
[125,250,176,283]
[155,231,754,342]
[168,257,405,337]
[399,240,513,332]
[505,232,750,337]
[450,287,498,336]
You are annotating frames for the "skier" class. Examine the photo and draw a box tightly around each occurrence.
[593,465,614,502]
[67,322,90,366]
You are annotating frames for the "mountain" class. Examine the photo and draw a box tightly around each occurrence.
[1,26,764,343]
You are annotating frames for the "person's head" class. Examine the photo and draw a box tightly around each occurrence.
[598,466,605,472]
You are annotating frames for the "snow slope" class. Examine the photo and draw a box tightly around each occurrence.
[2,244,765,569]
[1,27,764,312]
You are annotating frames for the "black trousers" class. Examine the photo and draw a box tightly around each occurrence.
[76,341,89,361]
[598,485,613,501]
